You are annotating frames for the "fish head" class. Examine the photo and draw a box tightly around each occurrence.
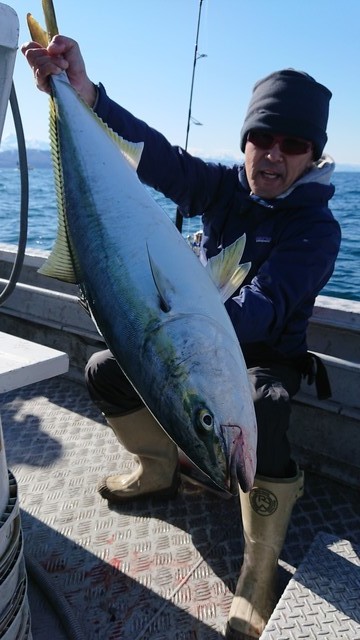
[181,393,257,495]
[146,313,257,495]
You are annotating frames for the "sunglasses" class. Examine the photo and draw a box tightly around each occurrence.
[247,130,313,156]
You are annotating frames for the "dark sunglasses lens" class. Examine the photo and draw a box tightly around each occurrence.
[248,131,311,155]
[248,131,274,149]
[281,139,310,155]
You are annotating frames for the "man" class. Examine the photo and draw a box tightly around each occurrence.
[22,36,341,639]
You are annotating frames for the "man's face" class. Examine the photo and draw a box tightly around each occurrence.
[244,131,314,199]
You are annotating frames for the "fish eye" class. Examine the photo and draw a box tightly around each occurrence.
[196,409,214,434]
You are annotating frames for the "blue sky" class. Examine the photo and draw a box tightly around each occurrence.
[2,0,360,165]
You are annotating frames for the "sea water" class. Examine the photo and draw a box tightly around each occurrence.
[0,167,359,302]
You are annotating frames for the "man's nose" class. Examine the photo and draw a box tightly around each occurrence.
[266,143,283,161]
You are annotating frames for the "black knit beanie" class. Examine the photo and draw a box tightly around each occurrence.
[240,69,332,160]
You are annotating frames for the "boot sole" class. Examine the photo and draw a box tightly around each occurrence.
[97,471,180,504]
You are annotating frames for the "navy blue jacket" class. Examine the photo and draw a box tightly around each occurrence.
[95,84,341,365]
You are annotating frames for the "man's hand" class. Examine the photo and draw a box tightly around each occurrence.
[21,35,97,108]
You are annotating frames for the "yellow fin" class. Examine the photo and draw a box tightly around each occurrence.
[114,134,144,170]
[27,13,49,46]
[27,0,59,45]
[38,85,77,283]
[39,75,144,283]
[206,235,251,303]
[28,0,143,284]
[27,2,75,282]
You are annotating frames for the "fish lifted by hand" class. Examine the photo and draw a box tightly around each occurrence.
[27,3,257,495]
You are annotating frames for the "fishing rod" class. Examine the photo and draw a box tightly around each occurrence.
[175,0,206,232]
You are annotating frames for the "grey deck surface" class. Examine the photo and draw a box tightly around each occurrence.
[262,533,360,639]
[0,376,359,639]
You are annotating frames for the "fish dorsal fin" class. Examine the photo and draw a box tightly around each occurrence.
[147,243,173,313]
[52,73,145,170]
[113,131,144,171]
[205,234,251,303]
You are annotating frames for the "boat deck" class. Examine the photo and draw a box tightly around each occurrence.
[0,375,359,639]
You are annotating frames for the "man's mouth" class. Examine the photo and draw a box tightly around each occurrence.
[260,170,282,180]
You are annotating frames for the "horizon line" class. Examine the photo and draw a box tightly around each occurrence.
[1,143,360,168]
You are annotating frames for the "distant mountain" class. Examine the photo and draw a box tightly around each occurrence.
[0,148,52,168]
[0,136,359,172]
[0,134,51,168]
[0,133,50,152]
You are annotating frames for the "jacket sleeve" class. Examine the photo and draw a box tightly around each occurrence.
[94,83,226,216]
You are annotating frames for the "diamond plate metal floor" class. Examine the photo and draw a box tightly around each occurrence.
[262,533,360,639]
[0,376,359,640]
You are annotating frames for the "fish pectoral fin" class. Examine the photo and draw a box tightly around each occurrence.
[205,234,251,302]
[219,262,252,302]
[147,244,173,313]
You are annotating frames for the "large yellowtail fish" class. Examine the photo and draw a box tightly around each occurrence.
[27,1,257,494]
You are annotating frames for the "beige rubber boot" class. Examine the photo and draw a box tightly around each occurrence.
[98,407,180,503]
[226,466,304,639]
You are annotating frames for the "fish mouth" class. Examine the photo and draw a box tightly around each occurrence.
[177,449,233,499]
[220,424,256,494]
